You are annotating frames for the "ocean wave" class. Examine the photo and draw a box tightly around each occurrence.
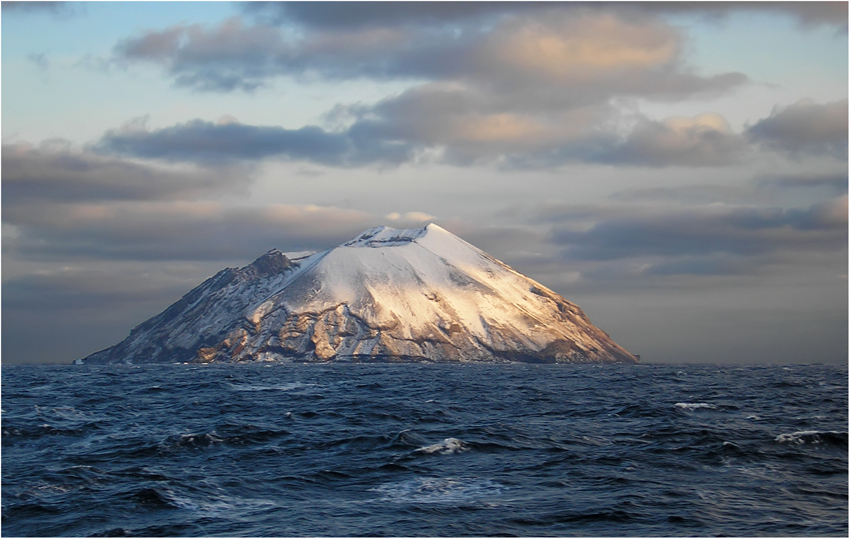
[370,477,503,504]
[674,403,717,411]
[414,437,468,455]
[159,426,292,450]
[775,430,848,447]
[160,432,224,451]
[127,486,188,509]
[227,382,318,392]
[2,363,847,537]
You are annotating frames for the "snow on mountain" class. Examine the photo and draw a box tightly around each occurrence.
[79,224,638,364]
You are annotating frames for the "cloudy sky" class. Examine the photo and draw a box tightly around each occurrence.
[2,1,847,365]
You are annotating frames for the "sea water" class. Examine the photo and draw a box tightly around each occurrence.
[2,363,847,536]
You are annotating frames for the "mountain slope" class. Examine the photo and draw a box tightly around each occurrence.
[79,224,637,364]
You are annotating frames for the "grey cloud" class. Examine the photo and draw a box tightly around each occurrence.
[548,198,848,262]
[629,2,847,31]
[347,90,747,168]
[97,119,414,166]
[172,71,265,93]
[481,114,746,169]
[608,173,848,207]
[115,19,288,92]
[95,106,749,169]
[459,14,747,105]
[610,184,757,205]
[774,1,850,29]
[113,10,746,101]
[2,264,212,364]
[3,269,185,312]
[4,201,376,263]
[244,2,847,31]
[641,255,753,277]
[747,99,848,158]
[515,202,612,225]
[2,142,253,204]
[756,172,848,193]
[117,25,186,61]
[113,17,478,89]
[602,115,748,167]
[242,1,533,29]
[1,1,79,17]
[106,8,752,169]
[27,53,49,69]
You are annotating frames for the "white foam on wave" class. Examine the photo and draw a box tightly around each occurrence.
[415,437,468,455]
[675,403,717,410]
[34,405,107,423]
[162,490,277,517]
[775,430,845,445]
[175,432,223,446]
[228,382,317,392]
[370,477,503,505]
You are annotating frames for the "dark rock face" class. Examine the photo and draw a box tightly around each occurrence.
[242,250,291,280]
[82,251,295,365]
[79,225,638,365]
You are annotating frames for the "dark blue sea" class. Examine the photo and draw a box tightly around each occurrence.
[2,363,847,537]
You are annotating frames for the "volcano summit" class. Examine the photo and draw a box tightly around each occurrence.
[79,224,637,365]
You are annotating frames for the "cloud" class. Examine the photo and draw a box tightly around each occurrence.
[1,142,382,265]
[385,211,435,223]
[774,1,849,30]
[114,18,289,92]
[96,118,418,166]
[244,2,848,32]
[747,99,848,158]
[99,119,350,164]
[342,83,606,166]
[113,10,746,100]
[635,2,848,31]
[1,263,213,364]
[494,112,747,168]
[1,1,79,18]
[27,53,49,70]
[101,13,846,170]
[610,184,757,205]
[96,105,752,169]
[548,197,848,263]
[607,173,848,208]
[105,7,758,169]
[2,142,253,204]
[462,13,746,104]
[443,109,747,168]
[756,172,848,193]
[2,268,185,312]
[4,199,376,262]
[603,113,748,167]
[242,1,528,29]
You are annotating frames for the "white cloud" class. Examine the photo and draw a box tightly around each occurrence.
[384,211,435,223]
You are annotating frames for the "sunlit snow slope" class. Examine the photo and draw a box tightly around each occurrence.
[80,224,637,364]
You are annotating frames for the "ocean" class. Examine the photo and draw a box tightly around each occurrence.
[2,363,847,537]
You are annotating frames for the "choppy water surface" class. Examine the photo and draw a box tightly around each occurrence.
[2,363,847,536]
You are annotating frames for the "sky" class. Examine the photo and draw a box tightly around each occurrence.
[2,1,847,365]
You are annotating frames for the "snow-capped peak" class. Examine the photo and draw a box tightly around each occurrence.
[79,224,637,365]
[342,224,432,248]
